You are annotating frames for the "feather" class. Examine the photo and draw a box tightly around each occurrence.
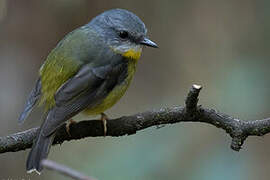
[18,78,41,124]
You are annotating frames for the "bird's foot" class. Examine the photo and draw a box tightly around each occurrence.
[101,113,109,136]
[65,119,77,137]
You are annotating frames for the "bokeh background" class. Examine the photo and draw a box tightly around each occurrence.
[1,0,270,179]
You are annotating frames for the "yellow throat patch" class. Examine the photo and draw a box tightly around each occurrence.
[122,49,142,60]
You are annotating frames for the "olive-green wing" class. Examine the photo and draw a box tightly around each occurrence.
[38,26,108,110]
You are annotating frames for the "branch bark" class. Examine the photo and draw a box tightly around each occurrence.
[1,84,270,154]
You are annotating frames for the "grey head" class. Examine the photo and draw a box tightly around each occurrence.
[88,9,157,55]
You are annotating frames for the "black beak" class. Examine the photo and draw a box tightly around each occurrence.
[140,37,158,48]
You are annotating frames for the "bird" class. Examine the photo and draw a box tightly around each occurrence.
[18,8,157,174]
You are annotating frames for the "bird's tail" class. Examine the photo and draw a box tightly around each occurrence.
[26,128,56,174]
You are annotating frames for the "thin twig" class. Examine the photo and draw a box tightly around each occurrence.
[42,159,97,180]
[1,84,270,153]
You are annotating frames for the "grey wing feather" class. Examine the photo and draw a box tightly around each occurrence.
[54,65,111,106]
[42,61,126,136]
[42,66,107,136]
[18,78,41,124]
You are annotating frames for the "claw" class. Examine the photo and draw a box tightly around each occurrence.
[101,113,109,136]
[65,119,77,137]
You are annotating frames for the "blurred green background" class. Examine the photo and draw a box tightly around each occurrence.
[1,0,270,179]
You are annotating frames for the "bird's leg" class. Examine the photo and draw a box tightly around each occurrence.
[100,112,109,136]
[65,119,77,137]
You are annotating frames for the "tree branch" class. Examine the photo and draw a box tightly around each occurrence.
[1,84,270,154]
[42,159,97,180]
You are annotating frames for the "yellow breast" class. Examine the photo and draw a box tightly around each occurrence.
[83,60,137,116]
[122,49,141,60]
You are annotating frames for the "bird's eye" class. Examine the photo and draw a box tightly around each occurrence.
[119,31,128,39]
